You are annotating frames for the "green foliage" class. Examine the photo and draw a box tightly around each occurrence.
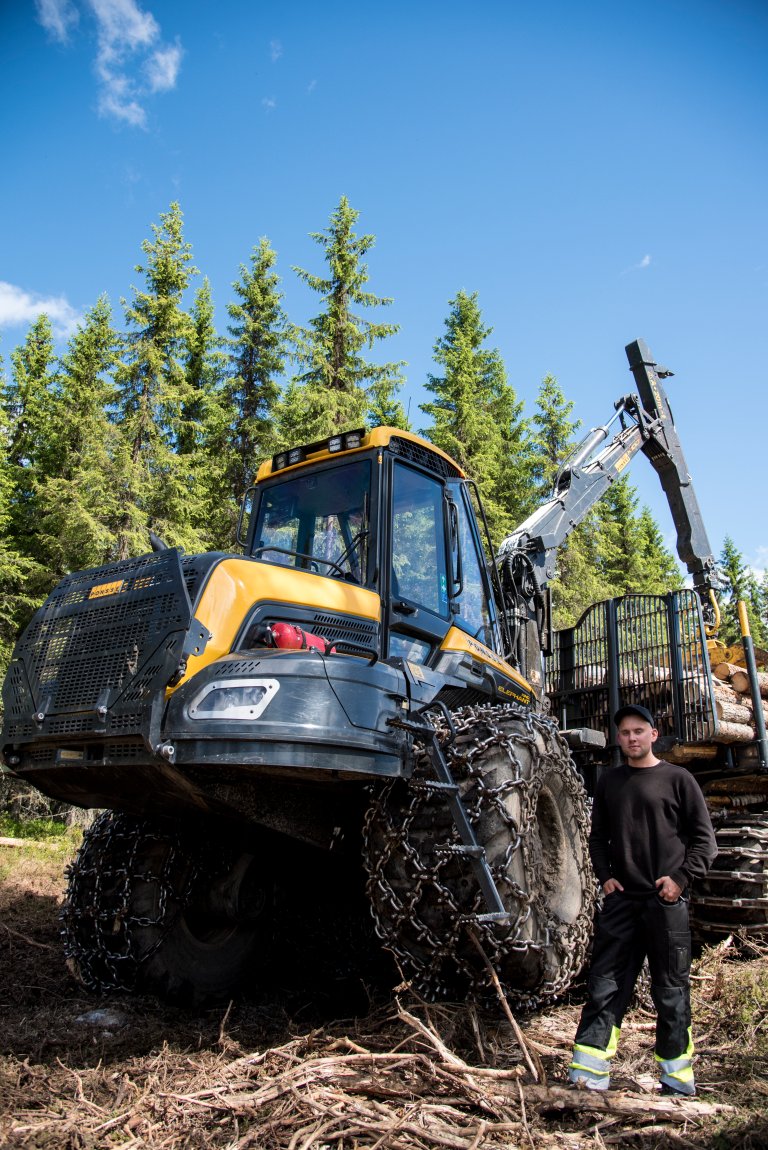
[530,373,581,495]
[421,290,535,544]
[0,196,692,691]
[115,201,203,558]
[718,536,766,646]
[208,238,289,547]
[286,195,406,439]
[0,810,77,841]
[35,296,123,575]
[596,477,681,595]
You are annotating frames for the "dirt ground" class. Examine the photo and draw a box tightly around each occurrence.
[1,835,767,1150]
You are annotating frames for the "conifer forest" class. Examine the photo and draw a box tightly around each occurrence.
[1,197,765,685]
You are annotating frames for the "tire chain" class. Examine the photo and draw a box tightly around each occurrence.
[363,702,595,1009]
[61,811,199,993]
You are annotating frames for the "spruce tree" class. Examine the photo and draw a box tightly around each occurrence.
[529,373,599,625]
[3,315,57,558]
[635,507,682,594]
[114,202,202,558]
[36,295,122,574]
[420,290,533,543]
[284,195,405,441]
[223,239,286,497]
[0,355,35,674]
[530,373,581,493]
[180,277,226,456]
[718,536,766,646]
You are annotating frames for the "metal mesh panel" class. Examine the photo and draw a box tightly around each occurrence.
[546,590,715,745]
[389,436,462,478]
[546,600,611,737]
[3,549,193,745]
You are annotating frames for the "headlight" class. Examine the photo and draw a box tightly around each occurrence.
[188,678,280,721]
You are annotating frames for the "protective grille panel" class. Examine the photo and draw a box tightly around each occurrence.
[389,436,461,478]
[546,590,716,744]
[3,549,193,743]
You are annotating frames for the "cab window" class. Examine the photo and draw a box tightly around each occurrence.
[390,463,449,617]
[452,486,494,644]
[252,460,371,584]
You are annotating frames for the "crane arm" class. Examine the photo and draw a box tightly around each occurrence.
[495,340,719,671]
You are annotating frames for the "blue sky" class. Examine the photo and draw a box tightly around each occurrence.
[2,0,767,580]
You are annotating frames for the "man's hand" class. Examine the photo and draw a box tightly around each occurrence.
[655,876,683,902]
[602,878,624,895]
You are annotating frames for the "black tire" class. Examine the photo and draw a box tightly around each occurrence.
[62,811,270,1004]
[691,810,768,941]
[363,704,594,1006]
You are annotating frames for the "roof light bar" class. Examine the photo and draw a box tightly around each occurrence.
[270,428,366,472]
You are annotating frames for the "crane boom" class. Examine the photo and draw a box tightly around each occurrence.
[496,339,719,674]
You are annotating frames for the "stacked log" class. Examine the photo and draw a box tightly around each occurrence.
[711,662,768,743]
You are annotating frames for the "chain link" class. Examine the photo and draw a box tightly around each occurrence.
[61,811,200,993]
[363,702,595,1009]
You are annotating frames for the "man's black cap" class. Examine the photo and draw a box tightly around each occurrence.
[614,704,656,727]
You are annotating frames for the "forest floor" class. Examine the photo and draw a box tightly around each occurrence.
[1,830,767,1150]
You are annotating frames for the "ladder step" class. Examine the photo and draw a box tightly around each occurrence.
[410,780,459,794]
[435,844,485,859]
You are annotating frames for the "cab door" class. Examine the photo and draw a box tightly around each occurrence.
[385,461,452,663]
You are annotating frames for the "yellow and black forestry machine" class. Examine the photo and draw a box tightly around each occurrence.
[2,339,766,1005]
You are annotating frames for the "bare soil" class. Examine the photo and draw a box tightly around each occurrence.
[1,836,767,1149]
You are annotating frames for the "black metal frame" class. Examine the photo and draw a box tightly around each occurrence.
[546,589,717,766]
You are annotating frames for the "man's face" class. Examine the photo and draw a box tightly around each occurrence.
[617,716,658,763]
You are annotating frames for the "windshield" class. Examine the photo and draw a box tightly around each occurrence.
[251,460,371,584]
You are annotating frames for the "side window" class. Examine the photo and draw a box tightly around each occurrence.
[391,464,449,617]
[453,488,493,643]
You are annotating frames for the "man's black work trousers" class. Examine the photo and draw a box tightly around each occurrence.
[574,890,692,1060]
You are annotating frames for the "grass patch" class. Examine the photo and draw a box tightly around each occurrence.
[0,811,74,841]
[0,813,82,880]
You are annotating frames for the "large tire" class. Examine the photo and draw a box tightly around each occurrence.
[363,703,594,1007]
[62,812,271,1004]
[691,810,768,941]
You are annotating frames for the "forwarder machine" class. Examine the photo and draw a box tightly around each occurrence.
[2,339,763,1006]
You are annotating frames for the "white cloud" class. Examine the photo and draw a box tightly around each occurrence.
[262,96,277,111]
[145,41,183,93]
[621,254,652,276]
[0,282,81,338]
[36,0,183,127]
[35,0,80,42]
[270,39,283,63]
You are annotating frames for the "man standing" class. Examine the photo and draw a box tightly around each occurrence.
[568,704,717,1096]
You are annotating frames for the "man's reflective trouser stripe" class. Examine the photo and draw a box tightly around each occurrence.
[655,1029,695,1089]
[569,1027,620,1083]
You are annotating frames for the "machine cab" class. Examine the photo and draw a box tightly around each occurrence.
[244,427,504,669]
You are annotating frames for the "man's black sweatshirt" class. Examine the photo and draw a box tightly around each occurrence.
[589,760,718,894]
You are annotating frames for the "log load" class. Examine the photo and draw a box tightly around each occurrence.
[730,669,768,699]
[709,662,768,745]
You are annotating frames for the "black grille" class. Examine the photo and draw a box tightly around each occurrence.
[389,436,462,479]
[2,548,194,745]
[546,590,716,745]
